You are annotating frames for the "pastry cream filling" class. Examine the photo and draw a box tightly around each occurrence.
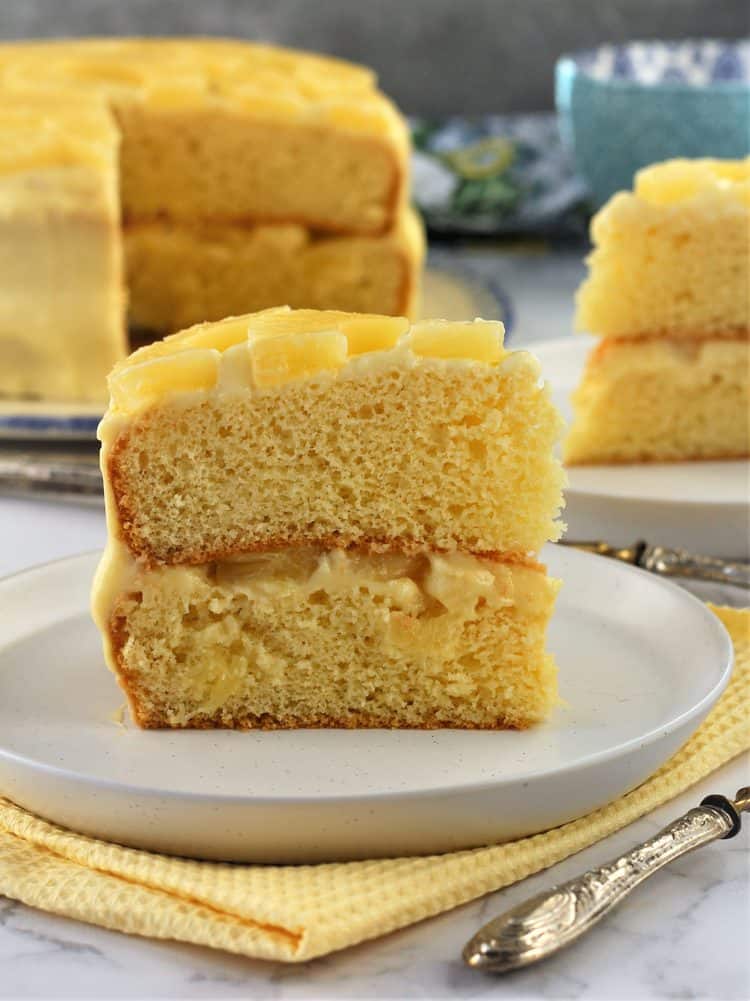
[92,540,529,657]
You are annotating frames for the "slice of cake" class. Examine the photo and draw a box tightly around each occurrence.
[125,207,424,335]
[0,95,125,402]
[92,307,565,730]
[565,159,750,464]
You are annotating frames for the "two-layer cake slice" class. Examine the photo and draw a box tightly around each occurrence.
[565,159,750,464]
[92,308,565,730]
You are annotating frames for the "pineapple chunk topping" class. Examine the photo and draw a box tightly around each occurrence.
[110,350,220,410]
[410,320,504,363]
[636,158,750,206]
[107,312,508,411]
[340,316,409,355]
[250,330,348,388]
[179,316,251,352]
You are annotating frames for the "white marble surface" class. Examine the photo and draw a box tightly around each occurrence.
[1,499,749,1001]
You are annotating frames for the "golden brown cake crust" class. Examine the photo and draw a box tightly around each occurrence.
[591,330,750,361]
[567,449,750,466]
[128,706,532,731]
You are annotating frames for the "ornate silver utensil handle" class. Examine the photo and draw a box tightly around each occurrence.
[561,540,750,589]
[464,787,749,974]
[640,545,750,589]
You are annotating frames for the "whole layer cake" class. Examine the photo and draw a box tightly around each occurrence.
[92,307,565,730]
[0,39,422,402]
[565,158,750,464]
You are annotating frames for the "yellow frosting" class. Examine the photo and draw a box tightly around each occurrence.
[91,537,515,662]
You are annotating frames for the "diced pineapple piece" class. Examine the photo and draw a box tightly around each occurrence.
[180,316,251,352]
[249,308,346,339]
[636,158,750,205]
[711,160,750,182]
[109,350,220,410]
[410,320,504,363]
[339,315,408,355]
[250,330,347,388]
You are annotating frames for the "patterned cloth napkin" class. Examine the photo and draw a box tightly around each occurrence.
[410,113,589,236]
[0,606,747,963]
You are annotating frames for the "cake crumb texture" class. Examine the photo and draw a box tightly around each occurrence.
[108,352,564,563]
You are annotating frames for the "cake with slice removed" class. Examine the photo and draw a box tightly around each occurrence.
[0,38,421,402]
[566,158,749,464]
[92,307,565,730]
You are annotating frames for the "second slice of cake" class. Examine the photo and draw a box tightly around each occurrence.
[566,159,750,464]
[92,307,565,730]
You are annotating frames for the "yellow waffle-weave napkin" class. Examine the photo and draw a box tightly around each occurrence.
[0,605,747,963]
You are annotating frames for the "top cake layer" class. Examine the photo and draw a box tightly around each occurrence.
[0,38,409,233]
[576,158,750,339]
[100,308,565,564]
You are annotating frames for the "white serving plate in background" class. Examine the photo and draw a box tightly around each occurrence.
[0,546,731,863]
[533,336,750,558]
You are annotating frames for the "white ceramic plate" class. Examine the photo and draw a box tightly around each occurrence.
[532,336,750,558]
[0,548,731,863]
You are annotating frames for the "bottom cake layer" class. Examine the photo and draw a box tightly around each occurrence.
[124,207,423,335]
[565,336,750,464]
[95,545,559,730]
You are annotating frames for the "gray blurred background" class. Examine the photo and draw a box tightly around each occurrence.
[2,0,747,114]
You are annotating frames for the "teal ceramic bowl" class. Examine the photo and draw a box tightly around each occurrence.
[556,40,750,207]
